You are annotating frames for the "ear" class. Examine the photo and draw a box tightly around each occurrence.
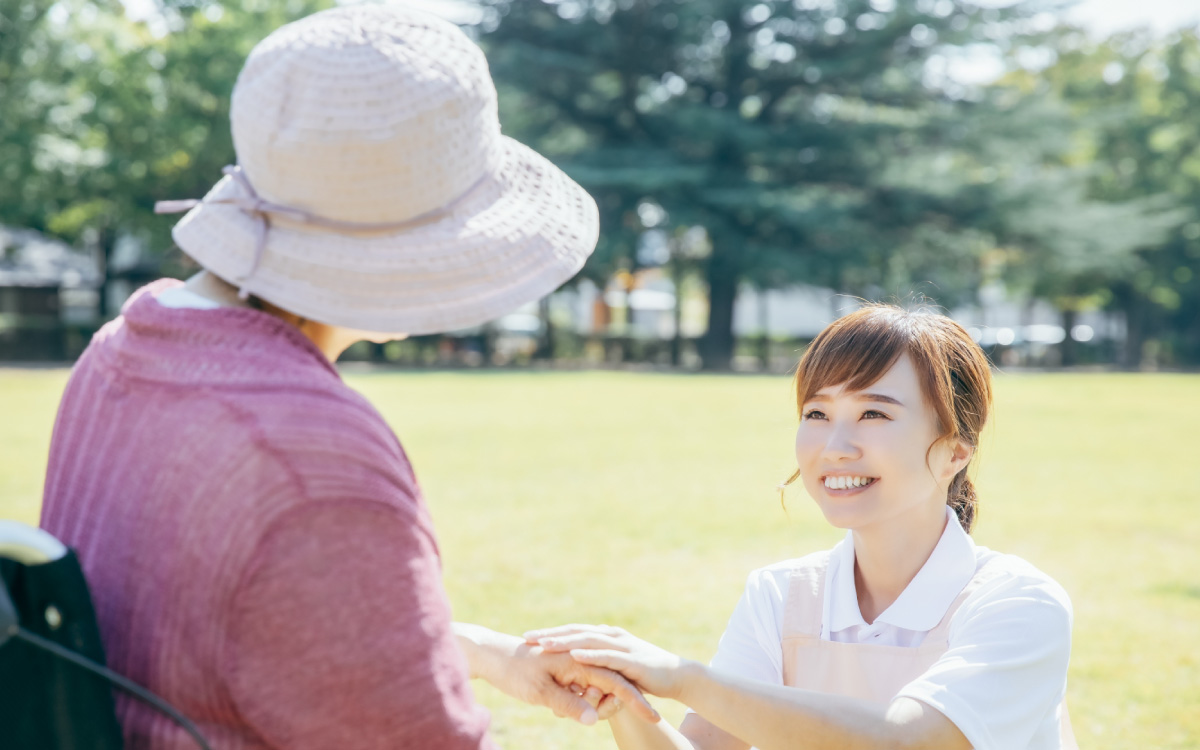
[947,437,974,477]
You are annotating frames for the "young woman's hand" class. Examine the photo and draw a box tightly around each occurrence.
[525,624,698,702]
[454,623,659,724]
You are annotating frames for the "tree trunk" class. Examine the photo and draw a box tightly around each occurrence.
[1060,308,1078,368]
[98,226,115,318]
[670,263,683,367]
[757,288,770,371]
[481,323,498,367]
[535,296,554,360]
[700,251,738,371]
[1112,283,1144,369]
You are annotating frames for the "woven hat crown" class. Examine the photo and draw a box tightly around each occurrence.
[230,5,502,225]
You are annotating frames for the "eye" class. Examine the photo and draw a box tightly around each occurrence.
[862,409,890,420]
[802,409,827,421]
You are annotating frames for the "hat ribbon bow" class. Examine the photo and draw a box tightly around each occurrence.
[155,165,486,300]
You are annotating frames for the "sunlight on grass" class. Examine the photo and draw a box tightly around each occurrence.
[2,367,1197,749]
[0,369,71,525]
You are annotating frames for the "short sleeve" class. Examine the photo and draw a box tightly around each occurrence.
[896,566,1073,750]
[222,500,495,750]
[708,565,791,685]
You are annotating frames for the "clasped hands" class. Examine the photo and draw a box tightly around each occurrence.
[457,622,692,726]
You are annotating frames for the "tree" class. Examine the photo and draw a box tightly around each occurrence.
[2,1,330,313]
[476,0,1074,369]
[1038,27,1200,365]
[0,0,109,234]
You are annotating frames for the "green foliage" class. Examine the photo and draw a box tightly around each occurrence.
[57,1,331,249]
[2,0,1197,364]
[478,0,1174,367]
[1038,27,1200,364]
[2,368,1198,747]
[0,0,331,271]
[482,0,1034,363]
[0,0,106,232]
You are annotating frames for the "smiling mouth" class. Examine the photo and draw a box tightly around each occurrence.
[822,476,878,491]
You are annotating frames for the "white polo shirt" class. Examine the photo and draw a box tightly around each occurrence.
[708,509,1073,749]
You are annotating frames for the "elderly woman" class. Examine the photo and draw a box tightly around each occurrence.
[39,6,653,748]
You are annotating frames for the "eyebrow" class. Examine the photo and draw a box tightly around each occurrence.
[806,393,906,406]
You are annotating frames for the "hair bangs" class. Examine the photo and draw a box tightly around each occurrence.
[795,308,910,415]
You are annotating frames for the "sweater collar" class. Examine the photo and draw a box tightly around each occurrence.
[91,279,340,386]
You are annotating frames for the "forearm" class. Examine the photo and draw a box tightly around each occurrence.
[607,707,697,750]
[677,663,911,750]
[453,622,516,682]
[534,626,963,749]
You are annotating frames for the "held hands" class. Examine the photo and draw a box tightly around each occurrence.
[525,624,695,703]
[454,623,660,726]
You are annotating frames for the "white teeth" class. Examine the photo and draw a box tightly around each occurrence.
[824,476,873,490]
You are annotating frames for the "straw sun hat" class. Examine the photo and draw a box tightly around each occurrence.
[157,4,598,334]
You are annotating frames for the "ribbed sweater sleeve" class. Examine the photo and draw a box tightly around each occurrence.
[224,500,492,750]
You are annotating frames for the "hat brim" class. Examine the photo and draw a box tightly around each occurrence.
[170,137,599,335]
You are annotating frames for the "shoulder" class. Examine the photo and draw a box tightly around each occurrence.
[206,369,406,465]
[741,550,832,604]
[953,550,1073,639]
[973,550,1072,611]
[177,382,422,536]
[747,550,831,585]
[903,553,1074,750]
[754,549,833,576]
[217,363,385,432]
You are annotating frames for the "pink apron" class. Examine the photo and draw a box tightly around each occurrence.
[780,553,1077,748]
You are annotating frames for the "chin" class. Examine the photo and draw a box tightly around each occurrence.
[808,495,869,530]
[807,486,900,532]
[815,505,865,530]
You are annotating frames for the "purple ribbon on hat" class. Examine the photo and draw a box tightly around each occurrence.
[155,165,487,300]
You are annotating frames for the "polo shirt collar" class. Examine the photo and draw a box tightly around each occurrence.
[829,506,977,633]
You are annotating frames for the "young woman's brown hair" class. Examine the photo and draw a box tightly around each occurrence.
[781,303,993,531]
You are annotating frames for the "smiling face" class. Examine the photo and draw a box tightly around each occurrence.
[795,353,970,534]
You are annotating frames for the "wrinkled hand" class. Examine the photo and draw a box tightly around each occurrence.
[525,624,693,702]
[456,624,659,725]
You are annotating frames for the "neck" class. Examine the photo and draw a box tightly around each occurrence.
[851,502,948,624]
[182,270,354,362]
[184,269,251,309]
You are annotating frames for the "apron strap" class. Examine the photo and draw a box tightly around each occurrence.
[781,551,831,640]
[923,558,1005,644]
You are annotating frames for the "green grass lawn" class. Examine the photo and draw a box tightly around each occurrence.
[2,367,1197,749]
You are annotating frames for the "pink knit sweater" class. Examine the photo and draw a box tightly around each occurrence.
[41,279,495,750]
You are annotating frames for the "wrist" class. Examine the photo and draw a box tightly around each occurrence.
[670,659,708,705]
[453,623,521,682]
[606,702,642,732]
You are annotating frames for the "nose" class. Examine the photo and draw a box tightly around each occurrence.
[820,421,860,462]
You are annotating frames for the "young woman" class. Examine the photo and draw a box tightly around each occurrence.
[528,304,1077,750]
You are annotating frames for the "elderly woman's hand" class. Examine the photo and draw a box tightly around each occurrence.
[454,623,659,725]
